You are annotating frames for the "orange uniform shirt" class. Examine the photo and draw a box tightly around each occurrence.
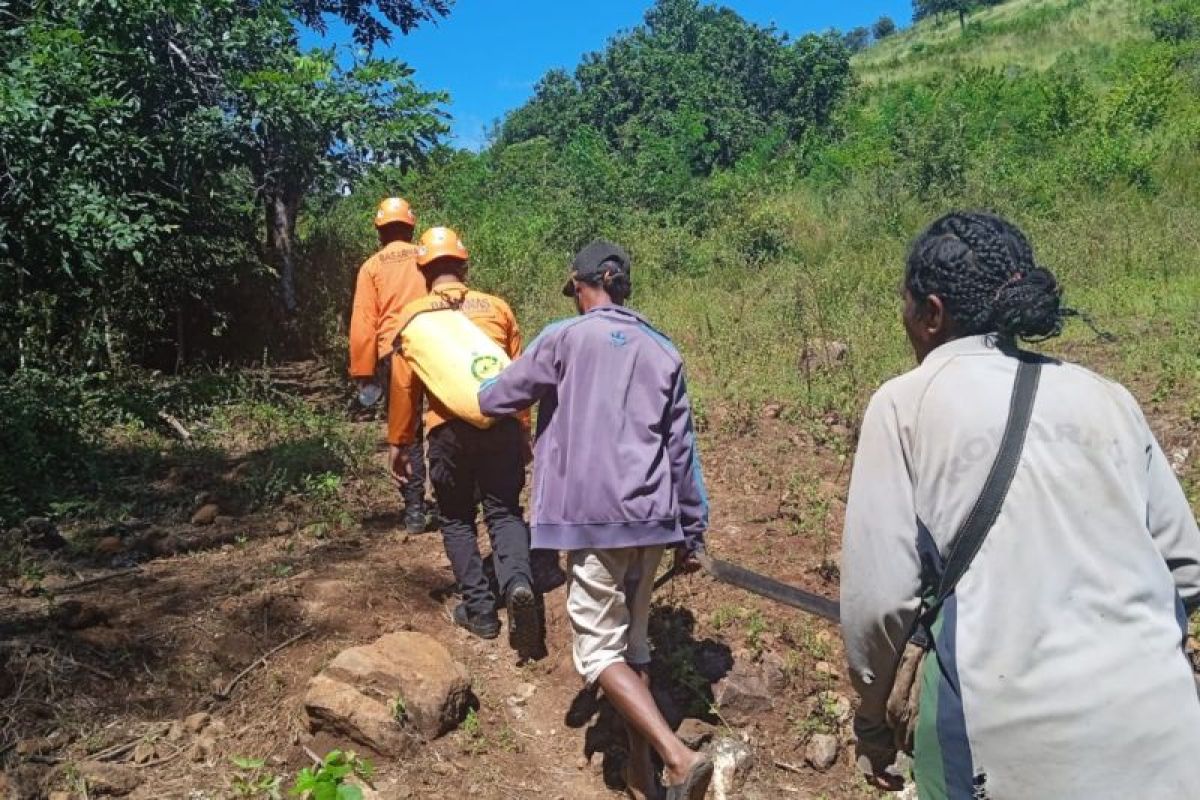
[347,241,425,378]
[388,282,530,445]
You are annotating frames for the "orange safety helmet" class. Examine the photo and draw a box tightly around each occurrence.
[416,227,469,267]
[374,197,416,228]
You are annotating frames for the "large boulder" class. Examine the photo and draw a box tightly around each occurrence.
[304,632,472,756]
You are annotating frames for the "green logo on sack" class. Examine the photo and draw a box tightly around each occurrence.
[471,354,502,382]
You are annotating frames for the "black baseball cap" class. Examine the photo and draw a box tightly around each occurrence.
[562,239,631,297]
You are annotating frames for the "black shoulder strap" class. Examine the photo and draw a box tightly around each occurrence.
[934,355,1042,604]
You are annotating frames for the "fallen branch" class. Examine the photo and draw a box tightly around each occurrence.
[136,748,183,769]
[301,744,323,766]
[214,629,310,700]
[773,759,806,775]
[57,568,141,594]
[87,725,170,762]
[157,411,192,441]
[62,656,116,682]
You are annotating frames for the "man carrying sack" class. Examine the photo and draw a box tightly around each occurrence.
[390,227,539,652]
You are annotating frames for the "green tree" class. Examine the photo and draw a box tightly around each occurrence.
[873,15,898,39]
[843,26,872,53]
[497,0,853,177]
[0,0,447,369]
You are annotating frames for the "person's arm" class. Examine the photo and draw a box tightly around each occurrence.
[348,260,379,379]
[500,302,532,435]
[387,354,423,447]
[665,367,707,555]
[478,321,563,417]
[1143,424,1200,612]
[840,388,924,780]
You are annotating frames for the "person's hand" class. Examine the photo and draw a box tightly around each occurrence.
[854,716,904,792]
[388,444,411,489]
[672,544,702,575]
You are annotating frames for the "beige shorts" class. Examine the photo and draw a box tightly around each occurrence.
[567,546,666,685]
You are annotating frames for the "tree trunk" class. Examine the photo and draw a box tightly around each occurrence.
[266,191,301,315]
[174,305,186,373]
[959,8,966,31]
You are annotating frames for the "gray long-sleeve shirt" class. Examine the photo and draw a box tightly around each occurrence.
[841,335,1200,799]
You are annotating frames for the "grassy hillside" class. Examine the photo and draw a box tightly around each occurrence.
[855,0,1149,83]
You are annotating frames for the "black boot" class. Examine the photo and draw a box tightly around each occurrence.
[403,501,430,534]
[453,602,500,640]
[506,579,542,657]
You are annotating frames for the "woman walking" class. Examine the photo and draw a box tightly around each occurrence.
[841,212,1200,799]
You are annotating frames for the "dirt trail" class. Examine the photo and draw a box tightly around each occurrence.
[5,353,1191,799]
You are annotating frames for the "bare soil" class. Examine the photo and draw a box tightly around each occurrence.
[1,353,1195,800]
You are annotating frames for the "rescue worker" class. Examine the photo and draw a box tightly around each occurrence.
[841,211,1200,799]
[348,197,430,534]
[477,241,714,800]
[390,227,539,651]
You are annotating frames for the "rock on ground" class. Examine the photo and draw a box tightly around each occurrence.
[712,659,785,725]
[77,761,140,796]
[305,632,472,756]
[708,736,753,800]
[804,733,840,771]
[190,504,220,526]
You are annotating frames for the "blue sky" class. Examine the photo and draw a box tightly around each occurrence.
[304,1,913,151]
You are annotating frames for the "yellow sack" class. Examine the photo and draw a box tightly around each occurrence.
[398,308,509,429]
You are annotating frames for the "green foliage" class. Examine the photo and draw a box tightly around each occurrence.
[497,0,853,179]
[873,16,899,39]
[1148,0,1200,43]
[231,756,284,799]
[0,0,446,373]
[290,750,372,800]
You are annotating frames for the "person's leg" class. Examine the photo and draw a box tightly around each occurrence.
[477,420,538,653]
[427,422,496,635]
[477,420,533,597]
[600,546,702,789]
[567,549,704,794]
[402,414,429,532]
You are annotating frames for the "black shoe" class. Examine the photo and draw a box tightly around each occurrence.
[403,504,430,534]
[453,603,500,640]
[506,580,542,656]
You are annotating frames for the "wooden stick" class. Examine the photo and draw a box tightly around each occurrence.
[56,568,141,594]
[158,411,192,441]
[214,630,310,700]
[773,759,806,775]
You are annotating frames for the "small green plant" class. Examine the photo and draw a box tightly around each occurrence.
[744,610,768,654]
[458,707,488,754]
[710,605,741,629]
[230,756,283,799]
[290,750,372,800]
[389,696,408,725]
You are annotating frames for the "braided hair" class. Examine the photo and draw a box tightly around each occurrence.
[905,211,1070,343]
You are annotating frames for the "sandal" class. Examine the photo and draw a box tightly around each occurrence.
[664,757,713,800]
[624,761,663,800]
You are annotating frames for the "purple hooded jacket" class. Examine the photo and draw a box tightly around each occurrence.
[478,305,708,553]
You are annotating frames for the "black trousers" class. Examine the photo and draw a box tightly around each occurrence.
[427,418,532,614]
[401,416,427,510]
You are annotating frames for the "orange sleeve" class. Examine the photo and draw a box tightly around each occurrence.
[387,353,424,445]
[348,257,379,378]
